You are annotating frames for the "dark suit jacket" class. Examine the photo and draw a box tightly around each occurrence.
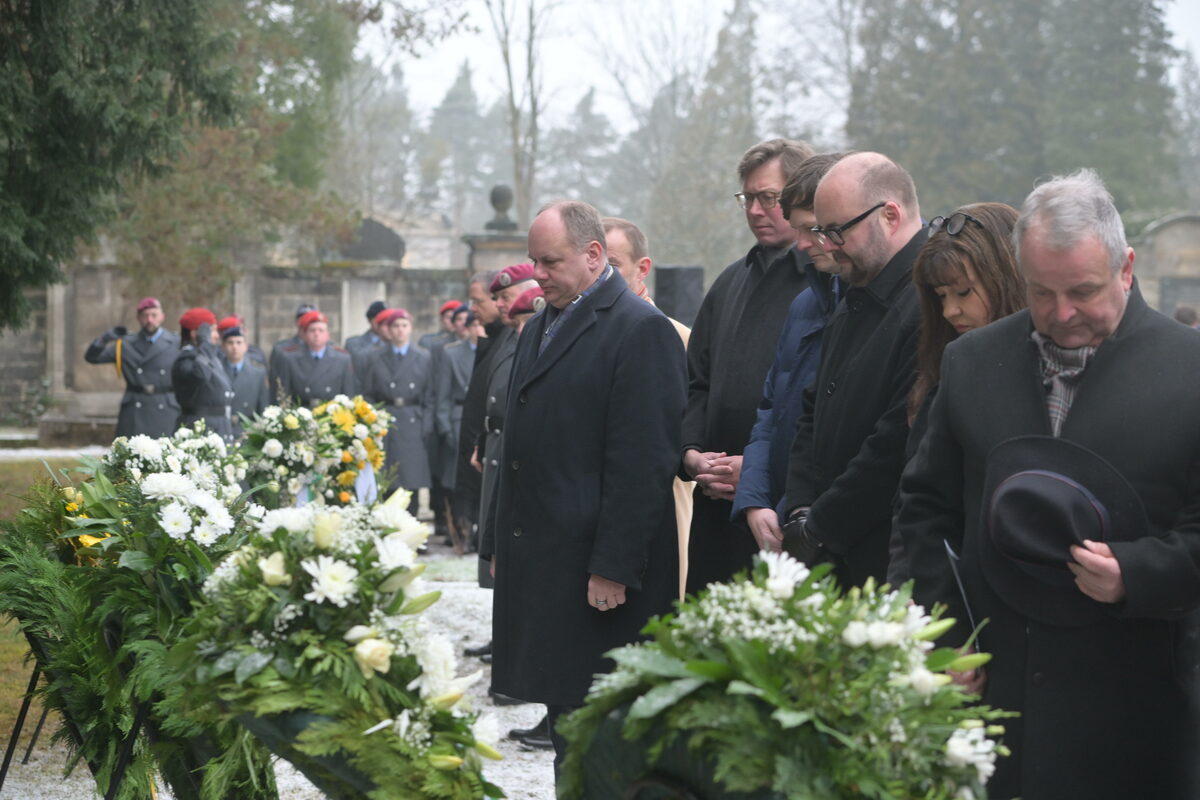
[899,286,1200,800]
[484,270,687,706]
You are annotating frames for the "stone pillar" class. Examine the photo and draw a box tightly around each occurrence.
[653,265,706,327]
[341,279,387,345]
[463,184,527,277]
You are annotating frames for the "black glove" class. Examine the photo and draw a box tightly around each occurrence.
[102,326,127,342]
[782,512,825,566]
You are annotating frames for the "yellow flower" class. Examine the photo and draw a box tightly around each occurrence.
[363,409,377,424]
[336,470,358,487]
[314,402,329,416]
[341,450,354,463]
[283,414,300,430]
[331,407,356,434]
[354,398,371,417]
[78,533,110,547]
[65,502,79,513]
[370,450,385,469]
[61,487,81,504]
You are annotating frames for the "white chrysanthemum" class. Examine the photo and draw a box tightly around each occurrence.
[903,603,932,635]
[141,472,195,499]
[204,433,226,452]
[245,503,266,520]
[842,620,869,647]
[375,532,416,572]
[353,423,369,440]
[263,406,281,420]
[166,455,182,473]
[332,394,351,406]
[944,725,997,783]
[259,507,313,535]
[758,550,810,599]
[159,502,193,539]
[130,466,143,482]
[191,462,216,487]
[128,435,163,462]
[262,438,284,458]
[174,427,193,440]
[301,555,359,607]
[192,519,220,546]
[408,631,481,700]
[296,407,313,420]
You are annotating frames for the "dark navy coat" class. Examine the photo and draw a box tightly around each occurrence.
[483,271,687,706]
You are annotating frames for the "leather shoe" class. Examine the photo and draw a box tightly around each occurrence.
[489,690,527,706]
[480,653,492,664]
[507,713,549,741]
[463,641,492,658]
[518,732,554,751]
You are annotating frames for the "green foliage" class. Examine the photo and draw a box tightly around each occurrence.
[559,555,1014,800]
[846,0,1182,219]
[0,0,238,331]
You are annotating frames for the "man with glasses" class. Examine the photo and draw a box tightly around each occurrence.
[681,138,814,594]
[780,151,927,587]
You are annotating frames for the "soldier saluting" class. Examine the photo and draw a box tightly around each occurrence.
[84,296,180,439]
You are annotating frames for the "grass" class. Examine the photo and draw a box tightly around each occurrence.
[0,458,82,742]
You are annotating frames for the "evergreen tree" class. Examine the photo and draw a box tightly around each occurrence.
[537,89,618,209]
[424,62,489,233]
[1174,52,1200,210]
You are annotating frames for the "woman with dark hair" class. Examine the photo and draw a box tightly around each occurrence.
[889,202,1024,587]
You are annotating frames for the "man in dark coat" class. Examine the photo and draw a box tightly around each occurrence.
[221,324,269,437]
[84,296,181,439]
[172,307,235,442]
[360,308,432,509]
[899,169,1200,800]
[275,310,357,408]
[781,152,927,588]
[681,138,814,595]
[482,201,686,775]
[731,153,846,554]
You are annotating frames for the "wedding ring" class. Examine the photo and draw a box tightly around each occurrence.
[596,599,607,606]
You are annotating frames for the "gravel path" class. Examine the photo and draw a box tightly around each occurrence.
[0,541,555,800]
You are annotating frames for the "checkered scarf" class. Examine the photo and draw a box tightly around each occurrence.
[1032,331,1097,437]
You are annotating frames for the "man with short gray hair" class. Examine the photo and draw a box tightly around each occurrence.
[900,168,1200,799]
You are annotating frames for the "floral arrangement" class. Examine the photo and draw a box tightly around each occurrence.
[559,553,1012,800]
[176,488,503,799]
[311,395,392,506]
[241,404,335,507]
[0,424,277,799]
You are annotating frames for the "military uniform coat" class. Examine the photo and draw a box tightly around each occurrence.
[172,340,235,441]
[482,271,687,707]
[433,339,475,490]
[268,335,302,402]
[476,330,517,588]
[85,328,181,438]
[454,322,515,523]
[276,347,357,408]
[900,286,1200,800]
[226,360,270,436]
[361,346,433,491]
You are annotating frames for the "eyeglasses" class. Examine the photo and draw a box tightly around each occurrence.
[734,190,781,211]
[809,202,885,246]
[928,212,984,236]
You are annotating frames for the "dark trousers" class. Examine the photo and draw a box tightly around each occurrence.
[547,704,580,784]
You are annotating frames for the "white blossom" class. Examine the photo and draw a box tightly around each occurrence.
[301,555,359,607]
[758,550,810,599]
[192,519,220,547]
[262,438,284,458]
[842,620,869,647]
[128,435,163,462]
[944,725,997,784]
[866,621,905,648]
[259,507,313,535]
[141,472,195,499]
[159,502,193,539]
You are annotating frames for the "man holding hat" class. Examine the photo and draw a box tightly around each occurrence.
[220,322,269,436]
[361,307,432,510]
[275,310,356,407]
[85,296,181,438]
[173,307,235,441]
[899,169,1200,799]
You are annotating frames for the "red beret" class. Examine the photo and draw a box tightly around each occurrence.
[376,308,410,325]
[489,263,536,294]
[297,310,328,331]
[178,307,217,331]
[137,297,161,312]
[439,300,463,315]
[508,286,546,318]
[217,315,243,332]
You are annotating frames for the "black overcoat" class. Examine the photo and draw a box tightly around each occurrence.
[899,287,1200,800]
[485,271,686,706]
[172,340,235,441]
[682,245,809,593]
[784,230,926,586]
[454,322,514,523]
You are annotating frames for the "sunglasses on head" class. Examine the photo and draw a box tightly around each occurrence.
[928,212,985,236]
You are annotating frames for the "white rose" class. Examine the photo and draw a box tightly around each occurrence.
[258,551,291,586]
[353,638,395,678]
[312,510,342,550]
[263,438,284,458]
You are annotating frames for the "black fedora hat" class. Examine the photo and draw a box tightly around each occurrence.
[979,435,1149,627]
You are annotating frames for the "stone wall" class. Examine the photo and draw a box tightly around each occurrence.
[0,289,49,426]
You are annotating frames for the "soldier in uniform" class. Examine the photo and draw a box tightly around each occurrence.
[276,310,357,408]
[361,308,433,513]
[172,307,235,441]
[217,315,266,368]
[417,300,462,351]
[345,299,388,375]
[433,311,480,526]
[220,323,269,437]
[84,296,180,439]
[269,302,317,400]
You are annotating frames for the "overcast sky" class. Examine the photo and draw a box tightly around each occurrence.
[362,0,1200,132]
